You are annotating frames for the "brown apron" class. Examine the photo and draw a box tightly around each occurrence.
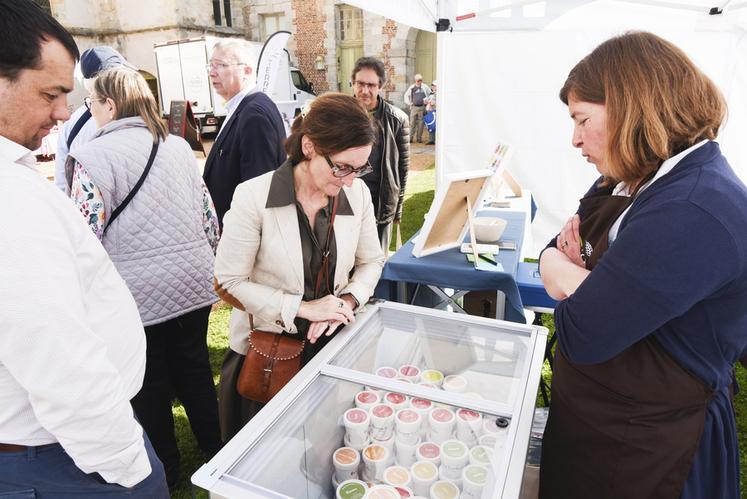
[539,185,713,499]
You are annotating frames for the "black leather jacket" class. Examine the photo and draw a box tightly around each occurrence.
[372,96,410,224]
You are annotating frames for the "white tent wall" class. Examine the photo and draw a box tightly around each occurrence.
[346,0,747,256]
[436,25,747,256]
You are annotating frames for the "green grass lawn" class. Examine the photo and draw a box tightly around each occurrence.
[170,160,747,497]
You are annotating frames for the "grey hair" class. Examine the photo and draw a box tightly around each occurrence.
[211,38,256,68]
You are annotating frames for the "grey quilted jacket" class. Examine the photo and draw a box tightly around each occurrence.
[70,117,217,326]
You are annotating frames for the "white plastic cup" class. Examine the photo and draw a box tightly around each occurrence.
[468,445,493,467]
[385,392,410,411]
[415,442,441,466]
[355,390,381,411]
[344,408,371,449]
[376,433,396,461]
[398,365,421,382]
[483,416,510,451]
[456,408,483,447]
[429,480,460,499]
[439,440,468,481]
[461,464,489,499]
[409,461,438,497]
[362,444,391,483]
[419,369,444,387]
[333,447,361,484]
[370,404,396,441]
[395,409,422,445]
[394,435,420,468]
[364,484,400,499]
[383,465,412,488]
[344,432,371,452]
[428,408,456,444]
[409,398,433,438]
[478,434,497,448]
[336,478,368,499]
[442,374,467,393]
[376,366,398,379]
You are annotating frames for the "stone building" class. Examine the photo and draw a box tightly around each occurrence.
[45,0,436,109]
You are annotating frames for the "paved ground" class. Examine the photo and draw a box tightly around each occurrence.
[36,139,435,180]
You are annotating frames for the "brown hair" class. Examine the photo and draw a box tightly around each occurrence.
[559,31,726,184]
[285,92,376,164]
[351,57,386,87]
[93,67,167,143]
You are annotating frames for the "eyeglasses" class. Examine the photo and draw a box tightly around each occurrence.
[352,80,380,91]
[205,62,245,72]
[83,96,104,111]
[324,155,373,178]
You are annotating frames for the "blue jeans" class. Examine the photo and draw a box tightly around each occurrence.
[0,434,168,498]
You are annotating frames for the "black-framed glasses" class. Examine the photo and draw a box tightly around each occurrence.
[352,80,379,91]
[83,96,104,111]
[324,155,373,178]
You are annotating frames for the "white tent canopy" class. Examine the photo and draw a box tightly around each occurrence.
[347,0,747,255]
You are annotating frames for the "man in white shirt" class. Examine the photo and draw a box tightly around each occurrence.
[0,1,168,496]
[53,45,133,193]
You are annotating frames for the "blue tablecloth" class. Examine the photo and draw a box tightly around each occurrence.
[376,210,527,323]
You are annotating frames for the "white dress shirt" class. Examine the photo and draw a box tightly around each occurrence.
[216,85,256,139]
[54,104,98,193]
[0,136,152,487]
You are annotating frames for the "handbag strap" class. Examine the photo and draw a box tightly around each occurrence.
[104,141,159,234]
[314,195,340,297]
[66,109,92,148]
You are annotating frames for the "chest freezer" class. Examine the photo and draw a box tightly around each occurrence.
[192,301,547,499]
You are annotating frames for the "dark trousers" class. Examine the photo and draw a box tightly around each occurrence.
[0,435,168,497]
[131,305,222,488]
[378,222,393,255]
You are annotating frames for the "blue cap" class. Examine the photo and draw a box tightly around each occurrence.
[80,46,132,79]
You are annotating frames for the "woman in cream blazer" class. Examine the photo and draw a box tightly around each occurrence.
[215,93,385,440]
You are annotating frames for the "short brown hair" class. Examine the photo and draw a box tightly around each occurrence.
[351,57,386,87]
[93,67,167,143]
[560,31,726,183]
[285,92,376,164]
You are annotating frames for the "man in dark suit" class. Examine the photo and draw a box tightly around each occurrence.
[203,39,286,227]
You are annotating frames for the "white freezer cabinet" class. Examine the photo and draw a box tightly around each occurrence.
[192,301,547,499]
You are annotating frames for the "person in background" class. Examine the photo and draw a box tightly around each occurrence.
[54,45,133,193]
[351,56,410,253]
[214,93,384,441]
[424,80,437,145]
[67,67,222,490]
[203,38,286,228]
[0,1,168,496]
[404,73,430,144]
[539,31,747,499]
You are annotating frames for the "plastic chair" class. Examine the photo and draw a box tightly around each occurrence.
[517,261,558,406]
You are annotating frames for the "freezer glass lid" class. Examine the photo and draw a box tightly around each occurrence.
[328,305,532,406]
[225,375,510,499]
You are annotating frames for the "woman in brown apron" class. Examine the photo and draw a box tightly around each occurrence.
[538,32,747,499]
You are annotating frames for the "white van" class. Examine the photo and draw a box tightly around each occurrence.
[153,34,315,134]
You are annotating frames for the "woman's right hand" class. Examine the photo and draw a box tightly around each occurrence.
[556,214,585,267]
[297,294,355,325]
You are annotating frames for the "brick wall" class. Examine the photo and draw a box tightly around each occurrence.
[381,19,397,99]
[291,0,329,92]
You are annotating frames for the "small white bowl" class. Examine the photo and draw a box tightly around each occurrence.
[473,217,508,243]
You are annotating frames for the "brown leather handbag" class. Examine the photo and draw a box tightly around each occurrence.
[236,316,305,403]
[235,195,340,403]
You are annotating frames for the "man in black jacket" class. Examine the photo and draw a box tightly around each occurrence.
[203,39,286,227]
[351,57,410,253]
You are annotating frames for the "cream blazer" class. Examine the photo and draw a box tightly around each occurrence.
[215,168,385,355]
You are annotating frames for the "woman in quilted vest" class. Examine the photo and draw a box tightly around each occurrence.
[67,67,222,490]
[214,93,385,441]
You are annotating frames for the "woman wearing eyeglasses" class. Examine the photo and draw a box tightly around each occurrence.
[67,67,222,490]
[214,92,385,440]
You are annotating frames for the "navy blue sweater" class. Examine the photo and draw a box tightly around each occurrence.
[552,142,747,498]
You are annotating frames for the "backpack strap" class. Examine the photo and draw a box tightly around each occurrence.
[66,110,92,149]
